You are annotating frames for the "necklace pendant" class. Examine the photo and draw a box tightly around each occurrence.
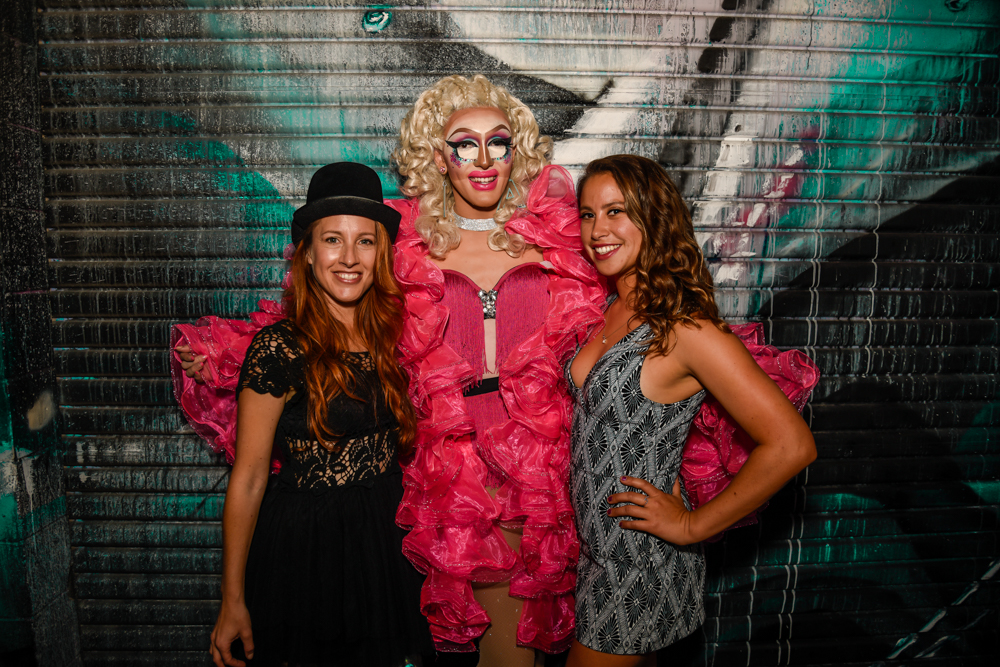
[599,316,629,345]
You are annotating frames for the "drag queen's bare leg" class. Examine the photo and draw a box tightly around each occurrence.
[473,522,541,667]
[469,261,542,667]
[565,641,656,667]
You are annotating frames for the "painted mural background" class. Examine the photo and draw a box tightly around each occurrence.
[0,0,997,664]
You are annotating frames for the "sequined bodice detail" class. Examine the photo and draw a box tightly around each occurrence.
[238,320,400,493]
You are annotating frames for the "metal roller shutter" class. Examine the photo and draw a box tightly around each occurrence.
[36,0,999,664]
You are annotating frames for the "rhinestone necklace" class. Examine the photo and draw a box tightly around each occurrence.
[452,211,497,232]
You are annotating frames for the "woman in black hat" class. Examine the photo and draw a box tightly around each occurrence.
[208,163,434,667]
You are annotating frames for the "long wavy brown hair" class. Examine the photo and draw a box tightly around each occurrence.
[579,154,727,355]
[283,220,416,454]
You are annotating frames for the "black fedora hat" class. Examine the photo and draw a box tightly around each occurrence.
[291,162,401,245]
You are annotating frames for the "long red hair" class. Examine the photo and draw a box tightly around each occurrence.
[283,221,416,454]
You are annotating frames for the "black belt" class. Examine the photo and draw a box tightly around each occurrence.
[463,376,500,397]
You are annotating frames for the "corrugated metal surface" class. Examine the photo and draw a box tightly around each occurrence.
[37,0,999,664]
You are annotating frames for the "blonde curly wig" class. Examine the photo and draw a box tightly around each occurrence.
[393,74,553,258]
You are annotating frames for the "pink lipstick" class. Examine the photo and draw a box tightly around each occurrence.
[468,169,499,191]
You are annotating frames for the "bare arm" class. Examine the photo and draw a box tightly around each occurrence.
[610,323,816,544]
[209,388,284,667]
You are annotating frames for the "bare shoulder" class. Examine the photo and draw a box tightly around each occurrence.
[671,318,743,357]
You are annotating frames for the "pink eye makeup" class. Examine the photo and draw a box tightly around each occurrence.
[446,140,473,167]
[489,136,515,163]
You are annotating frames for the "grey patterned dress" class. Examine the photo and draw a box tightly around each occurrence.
[566,323,706,654]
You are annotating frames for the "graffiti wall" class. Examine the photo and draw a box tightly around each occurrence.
[1,1,78,665]
[12,0,1000,663]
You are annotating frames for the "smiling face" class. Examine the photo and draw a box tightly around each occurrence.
[306,215,379,322]
[579,172,644,282]
[434,106,516,219]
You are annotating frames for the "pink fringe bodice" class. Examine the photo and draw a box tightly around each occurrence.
[440,263,549,486]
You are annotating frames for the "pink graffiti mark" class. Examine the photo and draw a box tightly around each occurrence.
[8,122,41,134]
[707,129,820,263]
[732,128,820,230]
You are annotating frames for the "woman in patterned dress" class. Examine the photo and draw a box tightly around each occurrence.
[564,155,817,666]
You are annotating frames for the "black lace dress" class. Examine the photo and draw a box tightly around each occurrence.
[236,320,433,666]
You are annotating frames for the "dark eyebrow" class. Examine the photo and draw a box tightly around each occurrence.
[447,124,512,137]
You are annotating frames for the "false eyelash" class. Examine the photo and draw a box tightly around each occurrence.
[445,137,514,149]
